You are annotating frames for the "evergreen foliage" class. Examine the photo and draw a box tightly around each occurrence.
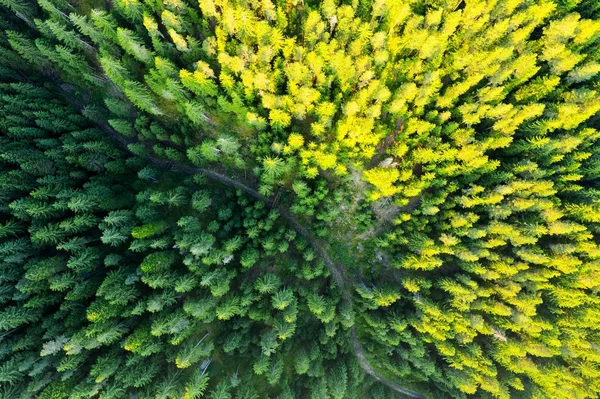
[1,0,600,398]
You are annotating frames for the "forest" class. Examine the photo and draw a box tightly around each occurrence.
[0,0,600,398]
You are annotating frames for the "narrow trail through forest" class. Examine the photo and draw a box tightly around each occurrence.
[162,159,426,399]
[57,82,425,399]
[150,149,426,399]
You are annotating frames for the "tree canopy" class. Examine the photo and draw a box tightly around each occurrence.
[1,0,600,398]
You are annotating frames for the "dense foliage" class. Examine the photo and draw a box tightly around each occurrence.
[1,0,600,398]
[0,48,364,398]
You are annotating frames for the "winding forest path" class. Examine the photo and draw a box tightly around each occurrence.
[57,83,425,398]
[177,162,426,399]
[151,152,426,399]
